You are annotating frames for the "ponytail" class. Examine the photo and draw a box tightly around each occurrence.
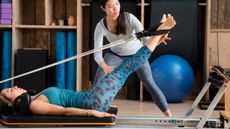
[116,11,126,35]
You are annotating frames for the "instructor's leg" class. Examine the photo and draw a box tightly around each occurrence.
[136,62,172,116]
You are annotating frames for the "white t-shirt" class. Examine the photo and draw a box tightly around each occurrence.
[93,12,149,65]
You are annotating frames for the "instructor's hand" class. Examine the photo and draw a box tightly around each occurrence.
[100,62,117,75]
[103,65,116,75]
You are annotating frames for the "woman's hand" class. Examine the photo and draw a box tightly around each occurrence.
[158,33,171,45]
[103,65,117,75]
[90,110,117,118]
[100,62,117,75]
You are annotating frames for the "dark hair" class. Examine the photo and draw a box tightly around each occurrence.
[0,95,12,114]
[99,0,107,8]
[99,0,126,35]
[0,93,32,115]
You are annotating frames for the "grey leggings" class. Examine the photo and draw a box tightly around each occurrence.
[93,52,169,112]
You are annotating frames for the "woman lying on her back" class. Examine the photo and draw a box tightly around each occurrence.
[0,16,176,118]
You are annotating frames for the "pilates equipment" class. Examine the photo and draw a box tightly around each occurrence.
[191,65,230,129]
[0,66,228,128]
[150,54,195,102]
[1,115,116,126]
[1,31,12,90]
[0,107,117,126]
[116,116,221,128]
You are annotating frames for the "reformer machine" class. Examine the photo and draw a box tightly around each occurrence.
[0,65,229,128]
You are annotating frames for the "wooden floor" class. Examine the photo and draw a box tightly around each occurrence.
[112,99,220,117]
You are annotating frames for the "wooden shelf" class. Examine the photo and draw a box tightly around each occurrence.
[210,29,230,33]
[0,25,12,28]
[8,0,81,90]
[14,25,77,29]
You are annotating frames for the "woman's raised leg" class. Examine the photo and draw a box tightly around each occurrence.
[83,16,176,112]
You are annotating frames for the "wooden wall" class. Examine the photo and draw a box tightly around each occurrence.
[205,0,230,102]
[210,0,230,29]
[82,2,91,90]
[207,0,230,70]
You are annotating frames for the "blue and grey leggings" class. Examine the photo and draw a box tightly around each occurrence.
[81,46,168,112]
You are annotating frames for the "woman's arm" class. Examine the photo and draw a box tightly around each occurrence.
[94,21,117,75]
[30,100,116,118]
[94,22,106,65]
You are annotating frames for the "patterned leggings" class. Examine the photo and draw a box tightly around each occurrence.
[81,46,152,112]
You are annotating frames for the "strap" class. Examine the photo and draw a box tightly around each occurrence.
[135,23,170,39]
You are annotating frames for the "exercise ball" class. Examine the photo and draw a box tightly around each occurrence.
[150,54,195,102]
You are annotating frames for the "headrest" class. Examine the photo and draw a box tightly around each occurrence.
[13,93,32,115]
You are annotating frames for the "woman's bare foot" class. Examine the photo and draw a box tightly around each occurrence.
[157,16,176,31]
[160,14,173,23]
[163,109,172,117]
[160,14,167,23]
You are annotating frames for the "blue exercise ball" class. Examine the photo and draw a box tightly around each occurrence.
[150,54,195,102]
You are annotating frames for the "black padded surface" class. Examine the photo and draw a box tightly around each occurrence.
[0,107,117,126]
[1,114,116,124]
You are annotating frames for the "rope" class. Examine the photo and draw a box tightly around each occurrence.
[0,35,137,84]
